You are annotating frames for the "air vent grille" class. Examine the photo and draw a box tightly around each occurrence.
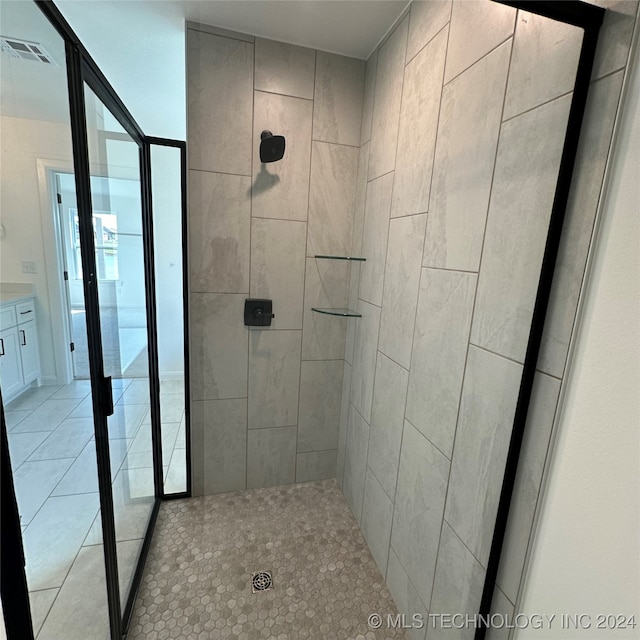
[1,36,57,66]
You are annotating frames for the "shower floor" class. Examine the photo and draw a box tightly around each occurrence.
[128,479,407,639]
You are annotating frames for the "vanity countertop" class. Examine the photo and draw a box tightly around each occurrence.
[0,283,35,305]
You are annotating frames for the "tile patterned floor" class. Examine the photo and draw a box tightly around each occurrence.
[4,378,187,639]
[128,480,408,640]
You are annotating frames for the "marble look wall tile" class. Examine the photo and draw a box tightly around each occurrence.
[350,300,381,424]
[342,405,370,522]
[313,52,365,146]
[189,170,251,293]
[252,91,312,221]
[360,52,378,145]
[590,0,639,80]
[298,359,344,452]
[423,42,510,271]
[445,346,522,566]
[369,17,408,180]
[359,172,393,306]
[250,218,306,329]
[247,426,296,488]
[296,450,337,483]
[504,11,582,121]
[444,0,515,83]
[248,330,301,429]
[336,362,352,486]
[497,372,559,602]
[301,258,349,360]
[405,269,477,459]
[379,214,427,368]
[186,21,254,43]
[538,71,624,377]
[391,420,450,608]
[367,352,409,499]
[429,522,486,640]
[351,142,370,258]
[361,468,394,575]
[307,142,358,257]
[190,293,248,400]
[486,586,515,640]
[471,96,571,363]
[187,30,253,175]
[386,549,429,640]
[191,399,247,496]
[255,38,315,99]
[391,28,446,218]
[407,0,452,63]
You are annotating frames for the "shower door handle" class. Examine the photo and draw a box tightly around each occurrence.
[99,375,114,417]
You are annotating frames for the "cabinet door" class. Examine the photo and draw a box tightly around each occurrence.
[0,327,24,398]
[18,320,40,385]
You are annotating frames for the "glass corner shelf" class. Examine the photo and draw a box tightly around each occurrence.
[314,255,366,262]
[312,307,362,318]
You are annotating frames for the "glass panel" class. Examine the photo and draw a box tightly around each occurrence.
[0,1,111,638]
[83,86,155,608]
[150,144,187,494]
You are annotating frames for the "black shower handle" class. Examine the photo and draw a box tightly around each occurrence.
[253,308,275,320]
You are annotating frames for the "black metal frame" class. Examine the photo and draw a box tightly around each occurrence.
[0,2,191,639]
[475,2,604,638]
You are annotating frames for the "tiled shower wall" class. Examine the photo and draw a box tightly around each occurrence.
[338,1,638,638]
[186,22,365,494]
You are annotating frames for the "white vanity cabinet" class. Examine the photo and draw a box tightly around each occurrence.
[0,296,40,401]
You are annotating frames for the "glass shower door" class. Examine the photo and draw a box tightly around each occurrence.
[83,85,156,609]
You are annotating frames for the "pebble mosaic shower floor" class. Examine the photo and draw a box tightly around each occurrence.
[128,479,407,639]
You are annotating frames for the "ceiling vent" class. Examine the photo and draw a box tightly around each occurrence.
[0,36,57,66]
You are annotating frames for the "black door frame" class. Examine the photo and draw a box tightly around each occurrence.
[0,1,191,638]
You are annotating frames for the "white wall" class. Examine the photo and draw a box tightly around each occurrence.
[516,30,640,640]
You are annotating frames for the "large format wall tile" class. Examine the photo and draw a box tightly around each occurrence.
[391,28,446,218]
[391,420,450,608]
[367,352,409,499]
[342,405,370,522]
[187,30,253,175]
[313,52,365,146]
[252,91,312,221]
[386,550,430,640]
[301,257,349,360]
[247,426,296,488]
[487,586,515,640]
[405,269,476,459]
[471,95,571,363]
[360,52,377,145]
[352,142,370,259]
[255,38,315,99]
[429,522,486,640]
[406,0,451,63]
[359,172,393,306]
[496,372,559,602]
[248,330,301,429]
[368,17,408,180]
[504,11,583,121]
[423,42,510,272]
[538,71,624,377]
[361,468,394,575]
[378,214,427,369]
[190,293,248,400]
[444,0,515,83]
[445,346,522,566]
[307,142,358,257]
[250,218,306,329]
[189,170,251,293]
[298,359,344,452]
[191,399,247,495]
[350,300,381,424]
[295,450,337,483]
[336,362,352,486]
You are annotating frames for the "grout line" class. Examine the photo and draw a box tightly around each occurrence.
[254,87,314,103]
[501,88,574,125]
[188,167,252,178]
[469,342,525,368]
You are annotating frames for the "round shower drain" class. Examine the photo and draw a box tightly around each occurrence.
[251,571,273,593]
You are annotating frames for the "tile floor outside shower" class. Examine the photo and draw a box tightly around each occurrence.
[128,480,408,640]
[4,377,186,639]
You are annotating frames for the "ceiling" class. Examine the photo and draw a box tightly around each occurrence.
[1,0,408,140]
